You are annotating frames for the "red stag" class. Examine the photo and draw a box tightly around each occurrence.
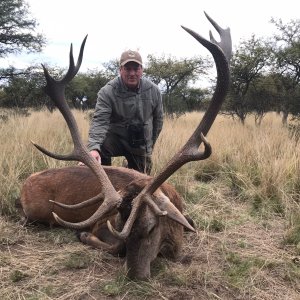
[19,12,231,280]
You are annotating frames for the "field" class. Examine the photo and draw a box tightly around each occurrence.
[1,109,300,299]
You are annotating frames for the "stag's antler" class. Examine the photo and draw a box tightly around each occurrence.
[107,11,232,239]
[36,11,231,241]
[33,35,123,228]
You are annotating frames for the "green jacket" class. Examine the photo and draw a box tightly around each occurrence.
[88,76,163,155]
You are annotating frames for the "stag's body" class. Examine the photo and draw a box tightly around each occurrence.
[20,165,148,226]
[20,165,185,279]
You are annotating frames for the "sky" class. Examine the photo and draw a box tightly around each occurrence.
[1,0,299,72]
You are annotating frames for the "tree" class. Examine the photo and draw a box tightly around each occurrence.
[102,59,119,79]
[145,54,211,115]
[0,0,46,81]
[66,69,109,109]
[247,75,278,125]
[177,87,210,112]
[270,18,300,124]
[0,0,45,57]
[225,35,272,124]
[0,65,47,109]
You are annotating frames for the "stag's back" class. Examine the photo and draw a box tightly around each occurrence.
[20,165,149,225]
[20,165,185,226]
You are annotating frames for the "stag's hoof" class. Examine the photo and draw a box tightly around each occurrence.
[76,231,90,244]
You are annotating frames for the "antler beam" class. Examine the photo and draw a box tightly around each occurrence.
[33,35,123,229]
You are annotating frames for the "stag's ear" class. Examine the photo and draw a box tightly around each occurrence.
[153,192,195,232]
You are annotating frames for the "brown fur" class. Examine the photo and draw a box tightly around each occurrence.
[20,165,188,279]
[20,165,148,226]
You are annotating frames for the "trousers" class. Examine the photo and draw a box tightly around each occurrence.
[100,133,152,175]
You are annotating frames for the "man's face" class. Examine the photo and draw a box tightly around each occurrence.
[120,62,143,90]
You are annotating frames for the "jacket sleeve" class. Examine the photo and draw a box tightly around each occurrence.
[152,87,164,147]
[87,87,112,152]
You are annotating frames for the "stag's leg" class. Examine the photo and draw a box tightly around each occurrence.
[78,232,126,256]
[77,217,126,256]
[19,215,29,227]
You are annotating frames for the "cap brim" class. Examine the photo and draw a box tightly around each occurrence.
[120,59,142,66]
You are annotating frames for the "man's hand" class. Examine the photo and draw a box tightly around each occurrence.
[90,150,101,163]
[78,150,101,165]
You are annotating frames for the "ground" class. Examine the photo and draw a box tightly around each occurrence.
[1,195,300,300]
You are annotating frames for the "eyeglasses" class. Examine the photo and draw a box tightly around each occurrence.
[123,66,141,73]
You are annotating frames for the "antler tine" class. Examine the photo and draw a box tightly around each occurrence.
[49,191,104,209]
[108,12,232,240]
[35,35,89,161]
[34,36,122,230]
[61,34,87,84]
[41,35,87,111]
[204,11,232,62]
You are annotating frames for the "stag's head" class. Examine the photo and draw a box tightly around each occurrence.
[33,12,231,280]
[111,178,189,279]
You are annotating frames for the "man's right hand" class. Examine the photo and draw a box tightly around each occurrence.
[78,150,101,165]
[90,150,101,163]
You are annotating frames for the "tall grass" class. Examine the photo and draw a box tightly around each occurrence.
[1,109,300,299]
[0,109,90,217]
[1,109,299,227]
[153,111,300,230]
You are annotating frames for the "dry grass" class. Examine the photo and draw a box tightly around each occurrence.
[1,109,300,299]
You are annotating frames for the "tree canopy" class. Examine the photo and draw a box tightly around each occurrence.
[1,5,300,126]
[0,0,45,58]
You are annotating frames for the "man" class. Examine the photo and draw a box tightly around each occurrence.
[87,50,163,174]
